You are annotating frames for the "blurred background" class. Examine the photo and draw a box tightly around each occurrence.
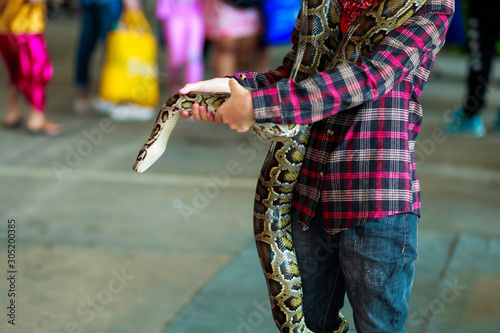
[0,0,499,332]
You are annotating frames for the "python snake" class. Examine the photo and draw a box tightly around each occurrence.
[133,0,427,332]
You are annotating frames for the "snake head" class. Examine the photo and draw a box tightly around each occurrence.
[133,148,149,173]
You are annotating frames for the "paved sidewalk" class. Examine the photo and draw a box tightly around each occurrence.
[1,11,500,333]
[166,233,500,333]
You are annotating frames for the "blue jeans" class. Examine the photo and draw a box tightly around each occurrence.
[292,212,419,333]
[75,3,121,92]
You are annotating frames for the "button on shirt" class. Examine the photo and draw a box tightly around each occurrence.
[234,0,454,233]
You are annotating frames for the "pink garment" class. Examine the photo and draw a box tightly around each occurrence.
[156,0,202,19]
[203,0,262,40]
[0,33,53,112]
[156,0,205,92]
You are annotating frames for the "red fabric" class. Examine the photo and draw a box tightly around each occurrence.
[339,0,378,33]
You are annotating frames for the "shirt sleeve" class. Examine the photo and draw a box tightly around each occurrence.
[239,0,454,125]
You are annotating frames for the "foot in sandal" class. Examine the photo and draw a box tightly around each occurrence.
[2,112,25,128]
[26,112,64,136]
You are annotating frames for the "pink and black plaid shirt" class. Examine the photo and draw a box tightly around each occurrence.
[235,0,454,233]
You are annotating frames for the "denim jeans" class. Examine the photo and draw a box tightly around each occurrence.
[291,212,419,333]
[75,3,121,92]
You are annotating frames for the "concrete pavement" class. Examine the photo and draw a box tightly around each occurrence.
[1,9,500,333]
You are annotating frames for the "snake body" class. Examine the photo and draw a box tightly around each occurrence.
[133,1,427,332]
[133,92,229,173]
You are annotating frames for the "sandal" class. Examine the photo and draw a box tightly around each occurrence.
[2,114,25,128]
[27,118,64,136]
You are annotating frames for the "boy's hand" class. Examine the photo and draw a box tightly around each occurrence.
[179,77,231,95]
[180,78,255,132]
[180,78,230,123]
[214,79,255,132]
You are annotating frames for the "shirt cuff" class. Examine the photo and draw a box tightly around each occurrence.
[234,71,284,125]
[233,71,257,89]
[252,84,283,124]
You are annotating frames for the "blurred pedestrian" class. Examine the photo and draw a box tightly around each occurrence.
[444,0,500,138]
[73,0,139,113]
[0,0,64,135]
[202,0,264,77]
[156,0,205,95]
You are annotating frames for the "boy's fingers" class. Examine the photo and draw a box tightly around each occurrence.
[228,78,239,91]
[214,112,223,126]
[179,83,200,95]
[191,104,201,121]
[199,106,210,122]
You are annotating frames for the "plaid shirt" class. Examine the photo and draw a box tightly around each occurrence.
[235,0,454,233]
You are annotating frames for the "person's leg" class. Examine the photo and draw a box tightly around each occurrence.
[444,0,500,137]
[235,34,259,72]
[97,2,121,41]
[184,11,205,84]
[211,38,238,77]
[257,38,270,73]
[6,83,21,117]
[339,213,418,332]
[75,5,100,97]
[292,212,346,332]
[20,34,63,135]
[463,2,498,119]
[164,16,188,94]
[0,35,24,126]
[3,83,24,126]
[26,108,63,135]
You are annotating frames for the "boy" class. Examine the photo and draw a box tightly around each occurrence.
[180,0,454,331]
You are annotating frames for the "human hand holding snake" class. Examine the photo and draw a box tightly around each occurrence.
[180,78,255,132]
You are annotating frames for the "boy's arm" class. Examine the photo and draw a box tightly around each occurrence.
[249,0,454,125]
[179,12,302,124]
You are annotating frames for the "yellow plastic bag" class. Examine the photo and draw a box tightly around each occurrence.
[99,9,159,107]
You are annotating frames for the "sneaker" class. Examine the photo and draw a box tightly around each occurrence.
[110,103,155,122]
[93,98,116,116]
[444,108,486,138]
[73,97,95,115]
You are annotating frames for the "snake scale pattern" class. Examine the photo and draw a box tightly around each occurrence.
[133,0,427,332]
